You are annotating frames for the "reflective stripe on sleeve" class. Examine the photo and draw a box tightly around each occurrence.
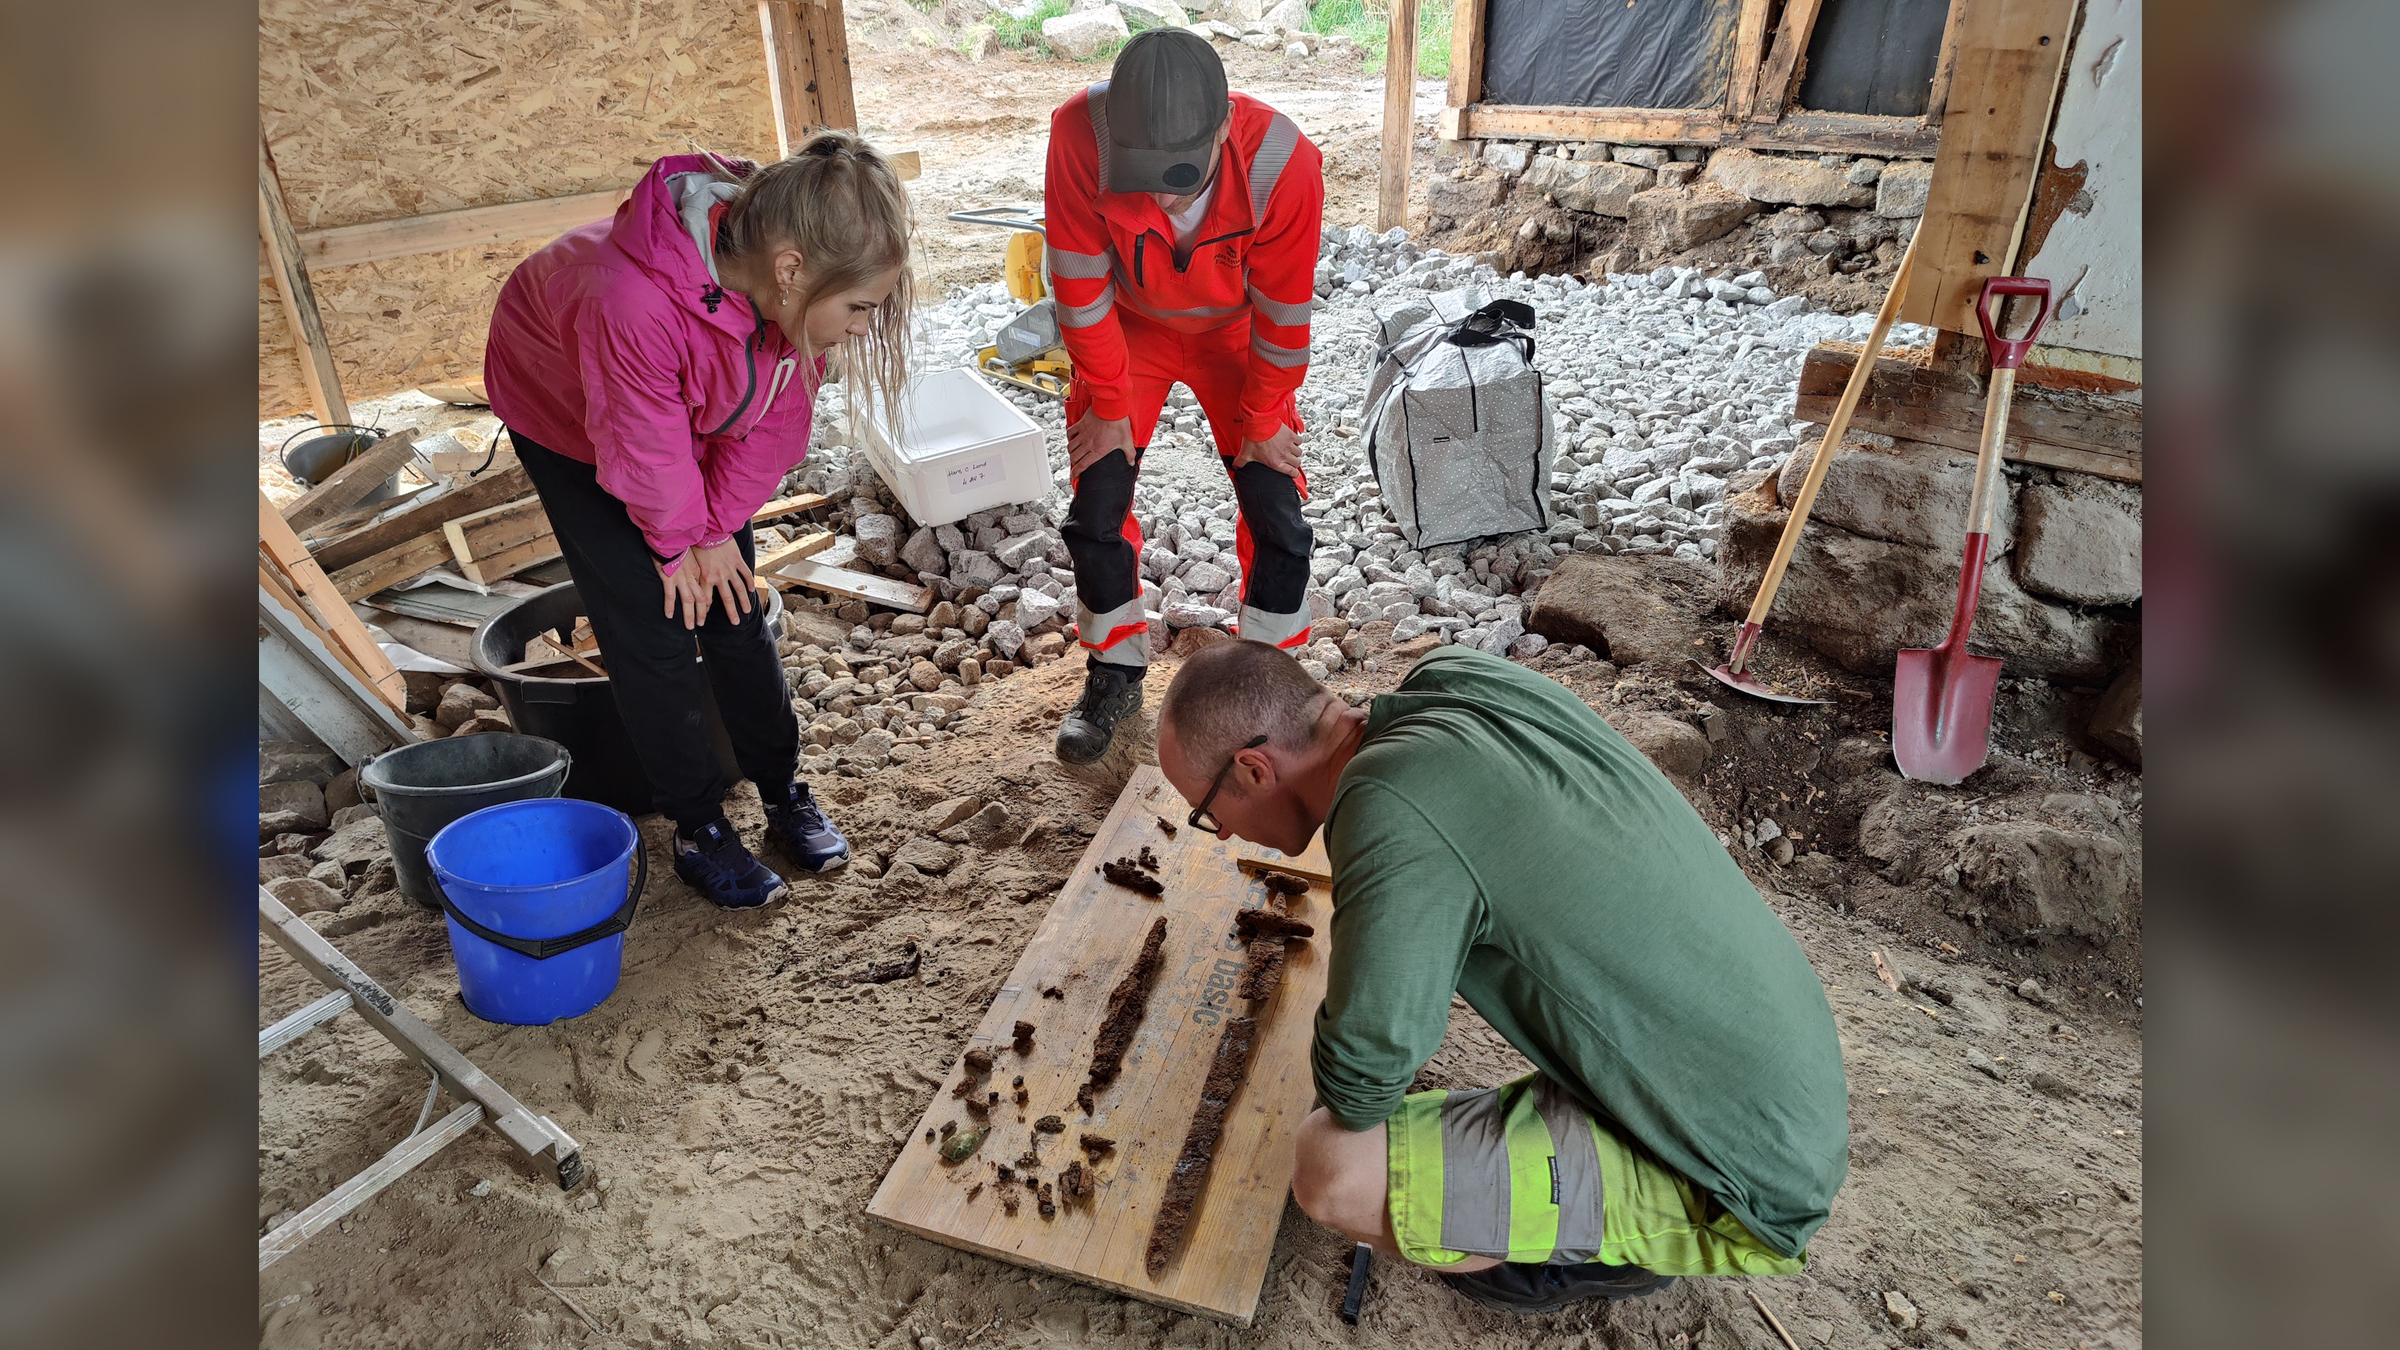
[1250,330,1310,368]
[1246,113,1301,226]
[1048,247,1115,279]
[1059,282,1117,327]
[1245,284,1315,327]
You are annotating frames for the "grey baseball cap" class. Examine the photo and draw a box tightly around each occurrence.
[1102,30,1229,195]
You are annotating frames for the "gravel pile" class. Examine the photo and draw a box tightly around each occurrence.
[771,224,1921,767]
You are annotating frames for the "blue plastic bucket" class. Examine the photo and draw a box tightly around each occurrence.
[425,798,648,1025]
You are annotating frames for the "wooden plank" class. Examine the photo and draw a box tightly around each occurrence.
[259,588,419,766]
[262,492,407,709]
[448,512,562,588]
[798,0,857,132]
[1379,0,1421,232]
[751,492,830,522]
[442,498,551,567]
[1444,0,1487,115]
[1897,0,2079,335]
[761,0,857,155]
[887,149,922,182]
[279,429,423,534]
[867,768,1330,1326]
[302,192,626,272]
[756,530,837,573]
[310,461,534,574]
[1750,0,1827,124]
[332,533,455,603]
[259,135,348,428]
[1726,0,1777,121]
[1792,342,2143,482]
[765,556,932,613]
[418,380,490,406]
[1446,105,1939,158]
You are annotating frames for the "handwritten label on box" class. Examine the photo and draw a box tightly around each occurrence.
[946,456,1000,496]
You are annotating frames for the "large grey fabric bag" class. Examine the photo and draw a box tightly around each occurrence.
[1361,289,1556,550]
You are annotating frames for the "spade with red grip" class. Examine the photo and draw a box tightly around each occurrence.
[1891,276,2053,783]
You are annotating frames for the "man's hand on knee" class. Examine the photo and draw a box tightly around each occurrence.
[1067,413,1135,475]
[1233,424,1302,478]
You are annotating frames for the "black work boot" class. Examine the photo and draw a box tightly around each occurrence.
[1055,661,1143,765]
[1437,1261,1674,1315]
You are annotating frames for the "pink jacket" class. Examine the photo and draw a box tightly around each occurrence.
[486,154,820,572]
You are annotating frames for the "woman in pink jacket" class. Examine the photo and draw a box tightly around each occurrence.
[485,131,912,908]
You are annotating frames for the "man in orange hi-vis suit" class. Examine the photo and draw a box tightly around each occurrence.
[1043,28,1325,764]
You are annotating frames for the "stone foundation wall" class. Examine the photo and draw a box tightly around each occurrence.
[1717,432,2142,684]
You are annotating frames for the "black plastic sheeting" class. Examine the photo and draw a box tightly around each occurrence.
[1796,0,1952,117]
[1479,0,1744,112]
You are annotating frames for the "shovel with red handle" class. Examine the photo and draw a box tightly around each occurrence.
[1891,275,2053,784]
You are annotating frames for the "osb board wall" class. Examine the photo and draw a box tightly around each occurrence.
[259,0,777,416]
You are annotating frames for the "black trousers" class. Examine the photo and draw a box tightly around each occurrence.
[512,430,799,833]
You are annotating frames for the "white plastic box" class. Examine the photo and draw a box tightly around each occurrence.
[850,367,1050,528]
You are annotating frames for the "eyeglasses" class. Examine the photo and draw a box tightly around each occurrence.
[1188,735,1269,835]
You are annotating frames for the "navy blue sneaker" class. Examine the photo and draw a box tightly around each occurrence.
[764,781,850,873]
[1437,1261,1673,1314]
[672,818,789,909]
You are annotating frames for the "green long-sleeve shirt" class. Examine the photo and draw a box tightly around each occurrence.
[1310,647,1848,1257]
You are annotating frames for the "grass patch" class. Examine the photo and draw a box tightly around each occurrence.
[990,0,1069,52]
[1310,0,1454,79]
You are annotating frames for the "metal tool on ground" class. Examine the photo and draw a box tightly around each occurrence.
[946,206,1071,399]
[1703,230,1922,705]
[1339,1243,1373,1325]
[1893,275,2054,784]
[258,886,585,1270]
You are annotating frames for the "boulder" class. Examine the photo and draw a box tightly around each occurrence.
[1610,145,1669,169]
[1260,0,1310,33]
[853,512,901,567]
[2089,665,2142,766]
[260,780,329,832]
[2012,481,2142,606]
[1043,5,1129,58]
[1428,171,1507,219]
[435,681,497,730]
[1626,187,1760,256]
[1775,438,2017,555]
[1197,0,1263,24]
[901,527,947,576]
[1703,149,1875,208]
[311,816,394,869]
[1524,554,1711,666]
[1875,160,1934,218]
[1522,157,1654,218]
[1113,0,1189,24]
[1718,490,2125,681]
[324,767,362,814]
[259,741,344,786]
[1612,711,1708,784]
[1945,822,2137,940]
[1482,141,1531,174]
[950,550,1006,588]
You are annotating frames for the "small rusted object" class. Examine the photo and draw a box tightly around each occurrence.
[924,1128,936,1143]
[939,1126,987,1165]
[1060,1159,1094,1204]
[1034,1114,1065,1134]
[1155,815,1178,836]
[1040,985,1065,1000]
[964,1096,990,1119]
[996,1162,1014,1183]
[1016,1150,1041,1170]
[1136,846,1160,872]
[1037,1181,1056,1219]
[1076,1083,1095,1115]
[1079,1133,1116,1160]
[1001,1189,1020,1216]
[939,1121,956,1139]
[952,1046,996,1098]
[1260,872,1310,899]
[1011,1074,1024,1088]
[1232,911,1315,941]
[966,1182,984,1202]
[1012,1020,1036,1055]
[1014,1087,1029,1106]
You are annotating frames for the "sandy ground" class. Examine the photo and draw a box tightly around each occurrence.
[259,27,2140,1350]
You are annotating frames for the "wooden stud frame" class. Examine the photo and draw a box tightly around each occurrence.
[1379,1,1421,231]
[761,0,858,154]
[1433,0,1968,158]
[259,135,348,428]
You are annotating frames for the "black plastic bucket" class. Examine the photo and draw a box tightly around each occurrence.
[359,732,573,908]
[469,581,776,817]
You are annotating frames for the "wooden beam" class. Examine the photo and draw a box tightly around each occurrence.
[761,0,857,156]
[757,530,837,573]
[310,461,534,574]
[259,135,349,428]
[1749,0,1826,124]
[1922,0,1969,127]
[1379,0,1420,232]
[301,191,628,272]
[260,492,407,709]
[764,556,932,612]
[1442,105,1939,158]
[330,534,455,604]
[1899,0,2079,335]
[279,429,423,534]
[1445,0,1487,110]
[1726,0,1777,122]
[1793,341,2142,482]
[751,492,830,523]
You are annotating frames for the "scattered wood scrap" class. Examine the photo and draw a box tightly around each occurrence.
[259,490,406,713]
[311,460,533,574]
[1144,1016,1259,1278]
[279,429,423,533]
[1079,917,1167,1113]
[442,496,558,586]
[1100,859,1164,897]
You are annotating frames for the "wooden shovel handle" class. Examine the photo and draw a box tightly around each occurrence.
[1736,230,1922,638]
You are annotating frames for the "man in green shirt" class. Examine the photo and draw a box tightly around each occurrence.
[1156,641,1847,1314]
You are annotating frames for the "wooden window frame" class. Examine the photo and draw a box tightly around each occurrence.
[1437,0,1968,159]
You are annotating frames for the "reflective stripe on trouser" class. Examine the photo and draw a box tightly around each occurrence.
[1063,311,1313,664]
[1074,594,1150,668]
[1236,603,1310,649]
[1384,1074,1809,1276]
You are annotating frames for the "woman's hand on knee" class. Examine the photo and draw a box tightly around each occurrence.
[689,539,755,625]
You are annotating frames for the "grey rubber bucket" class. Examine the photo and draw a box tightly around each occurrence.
[361,733,574,909]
